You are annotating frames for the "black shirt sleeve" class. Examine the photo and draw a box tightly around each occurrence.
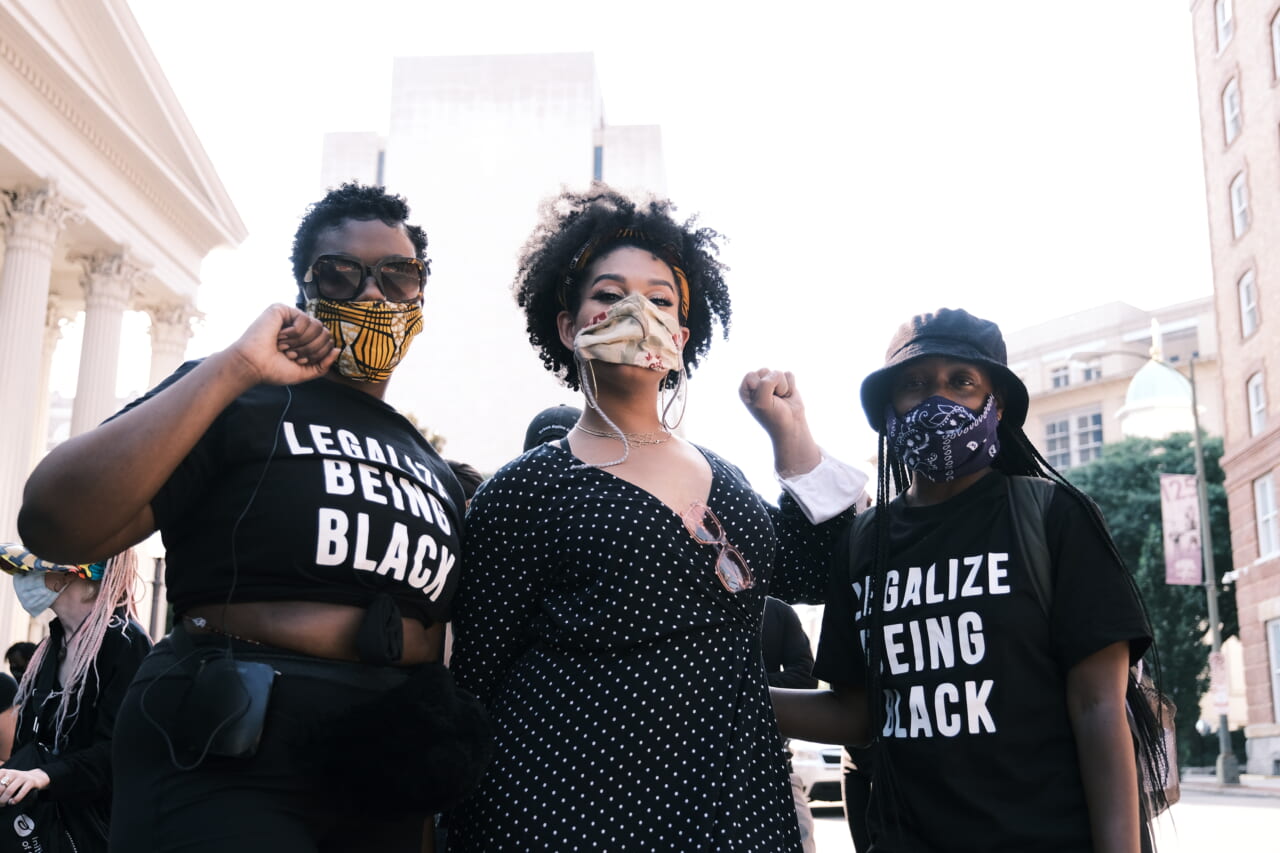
[450,466,541,706]
[762,492,856,605]
[1045,488,1153,671]
[813,521,867,688]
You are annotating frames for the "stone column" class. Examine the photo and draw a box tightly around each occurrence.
[31,297,74,463]
[145,302,198,388]
[0,185,79,541]
[68,251,142,437]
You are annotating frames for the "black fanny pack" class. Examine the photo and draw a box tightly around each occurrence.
[148,624,277,767]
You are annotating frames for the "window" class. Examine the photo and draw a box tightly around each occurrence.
[1051,365,1070,389]
[1217,0,1234,50]
[1239,269,1259,336]
[1249,372,1268,435]
[1273,11,1280,78]
[1269,619,1280,721]
[592,145,603,181]
[1083,360,1103,382]
[1046,419,1071,468]
[1223,78,1241,144]
[1255,473,1278,558]
[1231,173,1250,238]
[1044,407,1103,469]
[1075,411,1103,464]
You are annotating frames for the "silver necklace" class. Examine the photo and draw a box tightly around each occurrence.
[574,423,672,446]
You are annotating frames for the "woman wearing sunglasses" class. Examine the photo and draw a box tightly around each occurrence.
[19,183,491,852]
[446,185,866,851]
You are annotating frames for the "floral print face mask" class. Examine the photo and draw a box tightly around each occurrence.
[573,292,683,374]
[307,298,424,383]
[884,394,1001,482]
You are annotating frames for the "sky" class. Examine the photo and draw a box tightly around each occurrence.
[77,0,1215,487]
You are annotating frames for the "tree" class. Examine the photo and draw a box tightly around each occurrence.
[1064,433,1238,769]
[401,412,446,453]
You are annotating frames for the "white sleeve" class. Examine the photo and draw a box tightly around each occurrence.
[777,452,869,525]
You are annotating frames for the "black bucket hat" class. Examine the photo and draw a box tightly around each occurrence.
[860,308,1029,433]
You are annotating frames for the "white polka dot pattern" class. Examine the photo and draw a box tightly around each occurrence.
[448,443,846,851]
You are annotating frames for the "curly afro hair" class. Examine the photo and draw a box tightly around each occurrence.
[290,183,430,305]
[515,183,731,390]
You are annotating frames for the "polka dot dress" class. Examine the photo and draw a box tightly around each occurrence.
[448,442,846,851]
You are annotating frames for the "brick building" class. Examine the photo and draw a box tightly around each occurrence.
[1189,0,1280,775]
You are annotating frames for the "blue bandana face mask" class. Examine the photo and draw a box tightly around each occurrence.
[884,394,1001,483]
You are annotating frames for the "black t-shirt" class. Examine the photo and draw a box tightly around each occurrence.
[814,471,1151,853]
[115,361,465,624]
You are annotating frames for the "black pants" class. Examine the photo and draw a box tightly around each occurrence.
[110,633,425,853]
[842,746,872,853]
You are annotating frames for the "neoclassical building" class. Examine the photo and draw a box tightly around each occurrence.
[0,0,244,642]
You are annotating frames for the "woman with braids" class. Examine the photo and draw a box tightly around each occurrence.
[446,184,866,851]
[771,308,1167,853]
[0,546,150,844]
[18,183,490,852]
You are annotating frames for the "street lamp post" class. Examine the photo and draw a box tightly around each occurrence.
[1183,357,1240,785]
[1072,349,1240,784]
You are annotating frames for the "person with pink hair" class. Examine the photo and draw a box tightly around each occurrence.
[0,545,151,839]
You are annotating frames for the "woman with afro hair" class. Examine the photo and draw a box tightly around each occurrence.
[447,184,867,851]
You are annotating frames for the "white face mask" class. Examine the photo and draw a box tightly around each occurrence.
[13,571,60,617]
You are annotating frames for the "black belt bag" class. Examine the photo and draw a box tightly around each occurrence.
[168,624,277,762]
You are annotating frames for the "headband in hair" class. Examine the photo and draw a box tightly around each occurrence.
[559,228,691,319]
[0,543,105,580]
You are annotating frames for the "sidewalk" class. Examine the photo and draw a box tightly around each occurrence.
[1178,772,1280,799]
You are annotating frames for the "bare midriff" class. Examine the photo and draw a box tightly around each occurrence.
[182,600,440,665]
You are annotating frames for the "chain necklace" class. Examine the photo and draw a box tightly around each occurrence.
[573,423,672,446]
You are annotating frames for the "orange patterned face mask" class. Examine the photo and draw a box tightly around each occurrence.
[307,298,424,383]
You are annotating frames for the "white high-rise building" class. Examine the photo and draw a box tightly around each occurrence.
[320,53,665,473]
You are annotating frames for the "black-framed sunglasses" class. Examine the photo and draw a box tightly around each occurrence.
[304,253,427,303]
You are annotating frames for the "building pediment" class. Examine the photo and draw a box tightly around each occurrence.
[0,0,245,263]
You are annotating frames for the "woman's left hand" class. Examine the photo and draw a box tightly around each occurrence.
[739,369,821,476]
[0,767,50,805]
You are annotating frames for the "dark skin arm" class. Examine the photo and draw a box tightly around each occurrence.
[1067,641,1140,853]
[770,683,869,746]
[19,305,337,563]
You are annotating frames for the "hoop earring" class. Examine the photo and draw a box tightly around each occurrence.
[660,366,688,431]
[580,357,601,411]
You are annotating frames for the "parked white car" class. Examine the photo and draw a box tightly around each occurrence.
[788,739,843,803]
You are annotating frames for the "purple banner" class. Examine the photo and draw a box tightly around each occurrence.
[1160,473,1203,585]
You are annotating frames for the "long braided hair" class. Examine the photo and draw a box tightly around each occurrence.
[862,402,1171,832]
[16,549,145,748]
